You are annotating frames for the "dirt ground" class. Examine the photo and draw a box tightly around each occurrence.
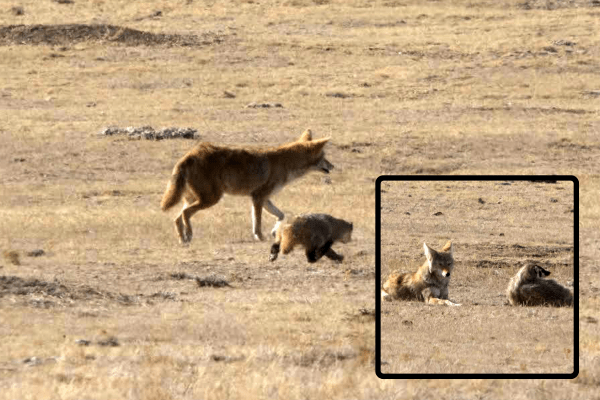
[0,0,599,399]
[378,179,575,375]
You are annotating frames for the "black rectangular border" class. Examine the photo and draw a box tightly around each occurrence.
[375,175,579,379]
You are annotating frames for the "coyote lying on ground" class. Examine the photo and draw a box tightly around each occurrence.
[381,241,461,306]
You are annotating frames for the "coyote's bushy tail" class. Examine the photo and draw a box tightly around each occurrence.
[160,160,188,211]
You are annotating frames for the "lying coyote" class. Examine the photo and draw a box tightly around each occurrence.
[506,263,573,307]
[160,129,332,243]
[381,241,461,306]
[269,213,353,263]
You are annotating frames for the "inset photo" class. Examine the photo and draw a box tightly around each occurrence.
[375,176,578,378]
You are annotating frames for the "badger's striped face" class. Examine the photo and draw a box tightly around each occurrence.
[532,265,551,279]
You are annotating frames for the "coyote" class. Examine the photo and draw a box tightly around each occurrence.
[269,214,353,263]
[381,241,461,306]
[506,263,573,307]
[160,129,332,243]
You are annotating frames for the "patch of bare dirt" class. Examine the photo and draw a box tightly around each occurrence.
[0,275,182,306]
[459,244,573,270]
[0,275,136,303]
[0,24,224,47]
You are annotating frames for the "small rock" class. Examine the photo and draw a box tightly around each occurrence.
[11,6,24,15]
[196,275,231,288]
[223,90,236,98]
[245,102,283,108]
[210,354,244,363]
[432,211,443,216]
[23,356,57,366]
[550,198,558,203]
[100,127,121,136]
[478,198,485,204]
[75,339,92,346]
[541,46,558,53]
[325,92,352,99]
[583,90,600,98]
[170,272,195,280]
[27,249,45,257]
[23,357,41,366]
[97,337,119,347]
[553,40,576,47]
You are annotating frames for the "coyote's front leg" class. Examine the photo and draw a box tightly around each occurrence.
[251,198,265,241]
[427,297,461,306]
[423,288,461,306]
[263,199,285,238]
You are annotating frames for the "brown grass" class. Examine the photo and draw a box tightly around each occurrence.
[0,0,598,398]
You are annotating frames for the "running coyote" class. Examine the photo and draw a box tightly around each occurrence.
[160,129,332,243]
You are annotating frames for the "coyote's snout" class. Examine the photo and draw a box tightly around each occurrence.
[381,241,461,306]
[160,129,332,243]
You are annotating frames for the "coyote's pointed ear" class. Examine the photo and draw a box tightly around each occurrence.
[442,240,453,254]
[308,137,330,153]
[298,129,313,142]
[423,243,435,272]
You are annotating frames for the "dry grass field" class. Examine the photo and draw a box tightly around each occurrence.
[0,0,598,398]
[379,179,575,375]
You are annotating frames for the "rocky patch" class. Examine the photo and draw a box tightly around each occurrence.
[0,24,223,47]
[100,126,199,140]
